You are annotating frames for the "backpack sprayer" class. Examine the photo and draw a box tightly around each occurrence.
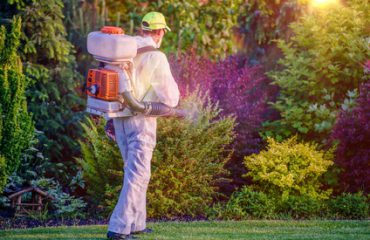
[85,26,187,119]
[86,26,136,118]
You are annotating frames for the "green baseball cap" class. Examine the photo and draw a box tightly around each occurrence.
[141,12,171,32]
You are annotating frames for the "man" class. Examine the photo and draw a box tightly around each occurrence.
[107,12,181,240]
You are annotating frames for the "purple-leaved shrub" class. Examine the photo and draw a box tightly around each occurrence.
[212,56,277,155]
[169,52,214,98]
[330,81,370,194]
[170,53,277,191]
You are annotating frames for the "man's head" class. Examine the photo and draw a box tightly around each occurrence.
[141,12,171,47]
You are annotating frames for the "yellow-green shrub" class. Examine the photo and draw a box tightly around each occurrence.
[244,137,333,200]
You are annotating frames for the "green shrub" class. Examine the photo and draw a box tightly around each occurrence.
[234,187,276,219]
[1,150,86,220]
[77,117,122,204]
[327,192,369,219]
[209,188,369,220]
[279,195,323,219]
[31,178,87,220]
[244,137,333,200]
[206,201,246,221]
[263,0,370,142]
[225,186,276,219]
[208,187,324,220]
[51,192,87,220]
[78,92,235,217]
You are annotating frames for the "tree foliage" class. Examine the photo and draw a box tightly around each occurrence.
[264,0,370,142]
[1,0,85,184]
[63,0,243,59]
[235,0,308,67]
[0,17,34,191]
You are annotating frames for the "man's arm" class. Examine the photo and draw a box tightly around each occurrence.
[150,52,180,107]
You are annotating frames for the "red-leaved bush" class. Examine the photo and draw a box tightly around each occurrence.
[170,53,277,190]
[330,81,370,194]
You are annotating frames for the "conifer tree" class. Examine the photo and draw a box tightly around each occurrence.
[0,17,34,191]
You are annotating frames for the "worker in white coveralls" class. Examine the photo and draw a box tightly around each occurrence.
[107,12,185,240]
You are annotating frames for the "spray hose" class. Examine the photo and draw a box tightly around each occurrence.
[121,91,187,118]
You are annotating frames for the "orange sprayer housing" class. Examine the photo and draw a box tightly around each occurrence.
[100,26,124,34]
[86,69,119,101]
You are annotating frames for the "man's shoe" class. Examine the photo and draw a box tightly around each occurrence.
[107,231,138,240]
[132,228,153,235]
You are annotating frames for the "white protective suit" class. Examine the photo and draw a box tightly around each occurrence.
[108,36,180,235]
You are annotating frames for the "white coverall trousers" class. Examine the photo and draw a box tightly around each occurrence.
[108,115,156,234]
[107,35,179,235]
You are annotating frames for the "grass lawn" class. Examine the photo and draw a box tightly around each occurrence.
[1,220,369,240]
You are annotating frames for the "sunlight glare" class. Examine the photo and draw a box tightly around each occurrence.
[311,0,340,8]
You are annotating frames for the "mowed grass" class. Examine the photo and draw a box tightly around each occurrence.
[1,220,369,240]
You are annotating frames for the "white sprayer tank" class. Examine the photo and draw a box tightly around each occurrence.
[87,26,137,63]
[86,26,137,118]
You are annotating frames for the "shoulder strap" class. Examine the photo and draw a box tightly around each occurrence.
[137,46,159,55]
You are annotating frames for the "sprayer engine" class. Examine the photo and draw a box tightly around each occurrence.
[86,68,119,101]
